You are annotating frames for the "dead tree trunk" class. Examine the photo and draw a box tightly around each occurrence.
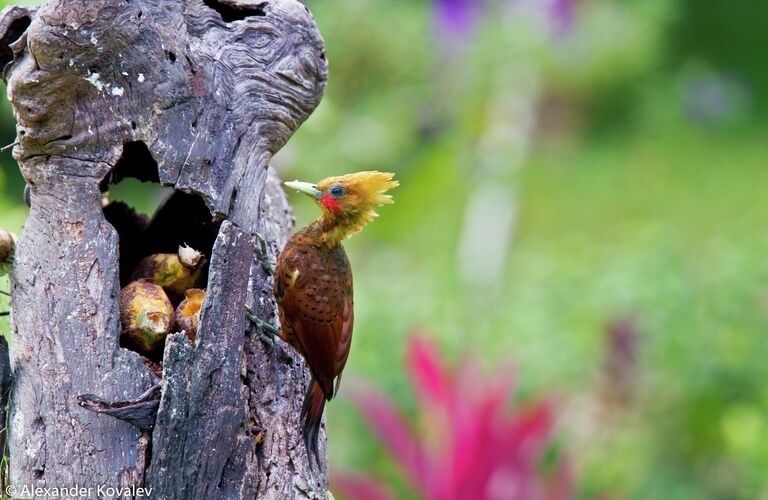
[0,0,328,497]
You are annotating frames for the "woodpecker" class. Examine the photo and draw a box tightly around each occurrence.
[247,171,398,467]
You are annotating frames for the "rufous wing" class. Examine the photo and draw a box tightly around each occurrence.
[274,242,354,400]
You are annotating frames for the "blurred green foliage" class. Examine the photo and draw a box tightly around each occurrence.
[0,0,766,497]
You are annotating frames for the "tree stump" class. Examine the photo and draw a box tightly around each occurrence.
[0,0,328,497]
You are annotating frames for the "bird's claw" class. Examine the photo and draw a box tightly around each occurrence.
[245,304,260,323]
[253,233,274,276]
[245,305,279,348]
[259,330,275,348]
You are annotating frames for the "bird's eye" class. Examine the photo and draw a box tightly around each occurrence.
[329,185,345,198]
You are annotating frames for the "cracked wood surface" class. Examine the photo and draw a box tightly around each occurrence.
[0,0,328,497]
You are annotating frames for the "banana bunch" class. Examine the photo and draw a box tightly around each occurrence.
[119,245,207,362]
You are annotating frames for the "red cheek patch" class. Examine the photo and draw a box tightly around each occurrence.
[321,194,342,214]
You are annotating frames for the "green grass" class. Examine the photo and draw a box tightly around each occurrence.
[325,128,768,498]
[0,156,26,338]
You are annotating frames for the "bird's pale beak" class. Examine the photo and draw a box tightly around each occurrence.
[284,180,323,200]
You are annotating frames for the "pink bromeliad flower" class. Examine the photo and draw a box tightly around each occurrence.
[334,336,572,500]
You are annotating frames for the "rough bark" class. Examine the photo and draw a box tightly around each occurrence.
[0,336,11,489]
[0,0,328,497]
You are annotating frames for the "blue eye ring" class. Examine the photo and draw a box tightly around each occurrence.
[329,184,345,198]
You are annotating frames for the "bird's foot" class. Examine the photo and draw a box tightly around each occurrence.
[253,233,274,276]
[245,305,280,348]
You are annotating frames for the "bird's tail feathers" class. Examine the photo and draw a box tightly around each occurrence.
[301,378,326,469]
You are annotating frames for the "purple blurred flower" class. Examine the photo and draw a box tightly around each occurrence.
[602,317,638,407]
[433,0,577,40]
[683,71,751,125]
[433,0,480,37]
[549,0,575,36]
[333,335,572,500]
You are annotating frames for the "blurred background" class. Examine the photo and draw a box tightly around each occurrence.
[2,0,768,497]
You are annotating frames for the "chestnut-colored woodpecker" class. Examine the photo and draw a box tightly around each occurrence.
[247,171,398,467]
